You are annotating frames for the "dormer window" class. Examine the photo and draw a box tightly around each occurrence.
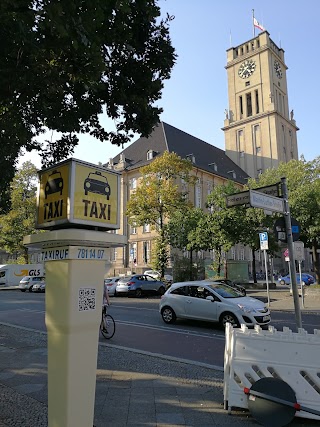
[228,170,237,179]
[209,162,217,172]
[147,150,153,161]
[186,154,195,163]
[119,153,125,162]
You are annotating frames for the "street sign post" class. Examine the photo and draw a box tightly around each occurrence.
[259,232,270,307]
[226,183,280,208]
[249,190,284,213]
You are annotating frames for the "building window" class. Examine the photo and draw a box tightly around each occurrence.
[129,243,137,263]
[147,150,153,160]
[240,151,245,158]
[186,154,195,163]
[255,90,259,114]
[239,96,243,117]
[143,241,150,263]
[257,169,262,176]
[195,184,202,208]
[246,93,252,117]
[256,146,261,153]
[209,162,217,172]
[130,178,137,190]
[131,224,137,234]
[143,223,150,233]
[110,248,117,262]
[228,170,236,179]
[240,247,245,261]
[245,81,250,87]
[257,40,260,48]
[237,129,244,153]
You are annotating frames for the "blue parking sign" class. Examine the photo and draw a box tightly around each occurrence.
[259,232,268,250]
[259,232,268,242]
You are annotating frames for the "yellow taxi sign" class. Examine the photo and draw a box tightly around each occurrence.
[36,159,120,230]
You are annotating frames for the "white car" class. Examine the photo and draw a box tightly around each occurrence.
[104,277,121,297]
[159,281,271,328]
[18,276,46,292]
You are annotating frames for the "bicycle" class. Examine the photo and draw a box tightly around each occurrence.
[100,304,115,339]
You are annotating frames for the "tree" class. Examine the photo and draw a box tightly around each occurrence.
[167,207,204,280]
[248,157,320,282]
[126,151,194,278]
[190,182,244,276]
[0,0,176,212]
[0,162,39,262]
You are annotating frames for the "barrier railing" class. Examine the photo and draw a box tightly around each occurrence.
[224,323,320,420]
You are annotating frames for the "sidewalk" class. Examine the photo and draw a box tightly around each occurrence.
[1,325,320,426]
[1,288,320,426]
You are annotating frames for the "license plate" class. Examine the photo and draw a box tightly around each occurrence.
[263,315,270,322]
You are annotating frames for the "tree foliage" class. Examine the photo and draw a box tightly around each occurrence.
[126,151,193,277]
[167,207,204,280]
[248,157,320,281]
[0,0,176,212]
[0,162,40,262]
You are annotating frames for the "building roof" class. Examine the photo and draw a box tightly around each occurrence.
[107,122,249,184]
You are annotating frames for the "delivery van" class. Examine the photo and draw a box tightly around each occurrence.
[0,264,45,287]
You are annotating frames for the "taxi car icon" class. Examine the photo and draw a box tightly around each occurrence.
[45,170,63,199]
[84,171,111,200]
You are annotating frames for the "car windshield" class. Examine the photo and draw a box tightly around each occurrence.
[207,284,241,298]
[88,172,106,182]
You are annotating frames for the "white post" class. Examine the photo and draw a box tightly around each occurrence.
[263,250,270,307]
[299,260,304,308]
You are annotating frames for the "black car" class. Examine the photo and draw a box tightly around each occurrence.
[45,170,63,198]
[84,171,111,199]
[206,279,246,296]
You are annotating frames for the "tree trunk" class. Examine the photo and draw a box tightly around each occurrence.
[189,249,193,281]
[311,239,320,283]
[252,247,257,283]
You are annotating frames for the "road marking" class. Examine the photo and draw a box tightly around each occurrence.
[116,320,225,340]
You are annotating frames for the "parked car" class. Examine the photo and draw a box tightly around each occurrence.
[116,274,166,297]
[159,281,271,328]
[278,273,315,286]
[144,270,173,286]
[104,277,121,297]
[18,276,46,292]
[32,280,46,293]
[206,279,246,296]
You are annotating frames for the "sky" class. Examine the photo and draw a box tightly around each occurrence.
[19,0,320,169]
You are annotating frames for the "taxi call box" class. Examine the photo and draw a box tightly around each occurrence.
[36,158,120,230]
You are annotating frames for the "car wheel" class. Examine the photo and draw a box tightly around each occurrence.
[280,280,286,285]
[20,289,26,292]
[161,307,176,324]
[28,286,33,293]
[158,286,165,296]
[220,312,239,328]
[114,290,117,297]
[135,288,142,298]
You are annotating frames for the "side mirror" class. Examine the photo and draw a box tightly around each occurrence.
[206,295,214,302]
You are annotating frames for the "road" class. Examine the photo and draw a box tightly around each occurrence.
[1,290,319,369]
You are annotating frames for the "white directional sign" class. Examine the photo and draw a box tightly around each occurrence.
[294,241,305,261]
[259,232,269,250]
[250,190,284,213]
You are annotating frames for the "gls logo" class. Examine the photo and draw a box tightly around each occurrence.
[28,269,41,276]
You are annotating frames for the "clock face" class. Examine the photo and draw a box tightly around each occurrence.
[274,60,282,78]
[238,59,256,79]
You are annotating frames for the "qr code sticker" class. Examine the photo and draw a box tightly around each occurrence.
[78,288,96,311]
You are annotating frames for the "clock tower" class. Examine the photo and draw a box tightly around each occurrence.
[223,31,299,179]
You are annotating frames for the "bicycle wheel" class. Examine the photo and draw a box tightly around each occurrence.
[100,314,115,339]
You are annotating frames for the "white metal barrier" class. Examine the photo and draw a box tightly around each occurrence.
[224,323,320,420]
